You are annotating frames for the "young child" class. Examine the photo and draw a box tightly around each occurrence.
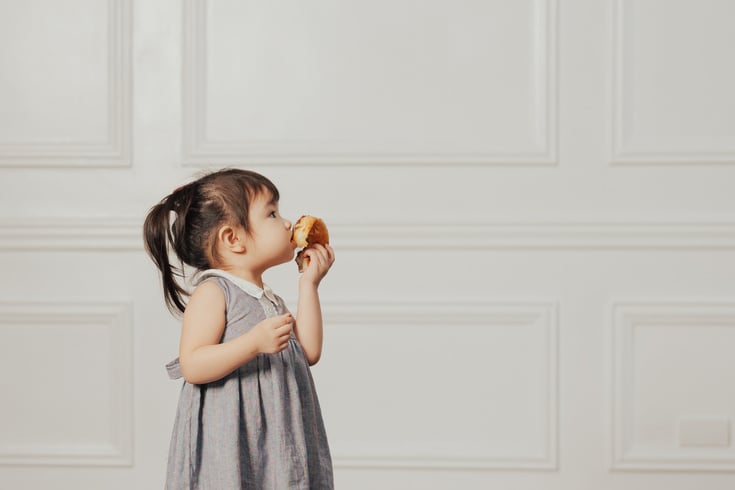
[143,168,335,489]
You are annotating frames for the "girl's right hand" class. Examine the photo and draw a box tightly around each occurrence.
[299,243,335,287]
[250,313,294,354]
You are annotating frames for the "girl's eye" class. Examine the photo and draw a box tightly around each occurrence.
[269,211,277,218]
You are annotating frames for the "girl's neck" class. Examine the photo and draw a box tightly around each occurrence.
[217,265,264,289]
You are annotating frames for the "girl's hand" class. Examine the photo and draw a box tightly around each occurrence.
[250,313,294,354]
[300,244,335,287]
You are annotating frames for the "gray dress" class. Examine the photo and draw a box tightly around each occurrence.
[164,275,333,489]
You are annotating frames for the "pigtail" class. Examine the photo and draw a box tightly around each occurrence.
[143,192,190,316]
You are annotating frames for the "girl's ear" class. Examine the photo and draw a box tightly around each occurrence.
[218,225,246,253]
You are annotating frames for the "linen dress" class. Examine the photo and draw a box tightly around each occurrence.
[164,271,333,489]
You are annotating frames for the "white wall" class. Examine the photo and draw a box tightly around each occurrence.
[1,0,734,488]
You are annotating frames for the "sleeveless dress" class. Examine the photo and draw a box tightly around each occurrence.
[164,272,334,489]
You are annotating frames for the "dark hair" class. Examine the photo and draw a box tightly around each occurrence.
[143,168,279,315]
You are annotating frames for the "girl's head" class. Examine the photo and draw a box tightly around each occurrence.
[143,168,288,315]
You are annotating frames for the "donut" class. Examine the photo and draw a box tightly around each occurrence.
[292,215,329,272]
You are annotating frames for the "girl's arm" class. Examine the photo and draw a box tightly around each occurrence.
[179,281,293,384]
[294,244,335,365]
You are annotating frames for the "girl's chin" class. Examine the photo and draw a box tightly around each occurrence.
[281,249,296,263]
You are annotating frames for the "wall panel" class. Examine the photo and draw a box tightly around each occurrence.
[0,302,133,466]
[183,0,557,165]
[611,302,735,471]
[610,0,735,164]
[0,0,131,167]
[318,301,557,470]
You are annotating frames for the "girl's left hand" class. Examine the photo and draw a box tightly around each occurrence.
[300,243,335,286]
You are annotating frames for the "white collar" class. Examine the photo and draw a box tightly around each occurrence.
[196,269,279,304]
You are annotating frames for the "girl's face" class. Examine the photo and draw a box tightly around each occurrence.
[244,191,295,269]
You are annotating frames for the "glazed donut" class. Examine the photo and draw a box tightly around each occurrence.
[292,215,330,272]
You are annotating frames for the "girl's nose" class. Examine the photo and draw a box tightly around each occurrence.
[284,219,292,230]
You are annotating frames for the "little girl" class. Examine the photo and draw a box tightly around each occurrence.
[143,168,335,489]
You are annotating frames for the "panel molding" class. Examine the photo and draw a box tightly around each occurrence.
[321,300,558,470]
[610,301,735,471]
[182,0,558,166]
[334,222,735,250]
[2,218,735,251]
[0,0,132,167]
[609,0,735,165]
[0,218,143,251]
[0,302,133,466]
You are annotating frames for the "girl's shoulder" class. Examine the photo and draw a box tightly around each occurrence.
[180,279,228,333]
[192,275,260,309]
[189,278,228,309]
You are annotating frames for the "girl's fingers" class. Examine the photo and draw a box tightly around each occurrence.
[301,243,334,275]
[311,244,332,264]
[304,247,325,266]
